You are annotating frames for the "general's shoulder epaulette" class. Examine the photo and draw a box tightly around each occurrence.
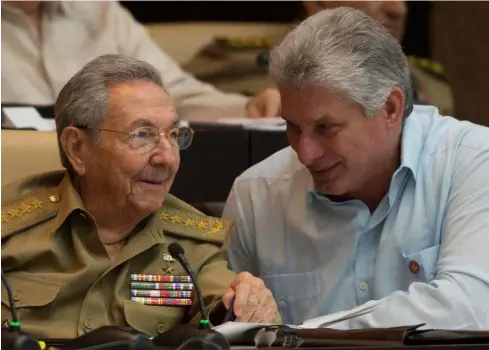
[157,206,233,245]
[407,56,447,81]
[1,188,60,239]
[215,37,275,51]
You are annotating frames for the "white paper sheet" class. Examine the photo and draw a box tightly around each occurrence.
[3,107,55,131]
[214,300,380,340]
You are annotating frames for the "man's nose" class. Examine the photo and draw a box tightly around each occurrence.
[149,137,177,165]
[296,135,324,167]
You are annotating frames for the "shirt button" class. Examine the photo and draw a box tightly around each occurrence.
[359,282,368,291]
[156,323,166,334]
[84,319,94,330]
[278,299,287,309]
[12,291,21,301]
[284,175,291,180]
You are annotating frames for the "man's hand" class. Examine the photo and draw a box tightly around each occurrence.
[222,272,277,323]
[245,88,281,118]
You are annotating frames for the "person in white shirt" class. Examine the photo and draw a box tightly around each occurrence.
[223,7,489,330]
[1,1,281,121]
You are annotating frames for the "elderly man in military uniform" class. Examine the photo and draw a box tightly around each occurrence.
[1,54,278,339]
[186,0,452,116]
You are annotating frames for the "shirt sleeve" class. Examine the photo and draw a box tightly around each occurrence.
[222,181,260,276]
[107,2,249,121]
[332,145,489,330]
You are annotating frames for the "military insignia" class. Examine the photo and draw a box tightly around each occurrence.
[2,319,9,328]
[130,274,193,307]
[162,253,176,275]
[157,206,233,245]
[1,189,60,240]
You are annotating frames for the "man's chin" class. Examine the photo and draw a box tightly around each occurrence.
[314,179,346,196]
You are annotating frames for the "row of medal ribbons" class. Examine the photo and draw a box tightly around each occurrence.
[130,274,194,306]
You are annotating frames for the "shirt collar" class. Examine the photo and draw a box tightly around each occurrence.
[399,108,427,181]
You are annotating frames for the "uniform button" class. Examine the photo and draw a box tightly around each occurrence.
[49,195,60,203]
[12,291,21,301]
[278,299,287,309]
[359,282,368,291]
[156,323,166,334]
[84,319,94,330]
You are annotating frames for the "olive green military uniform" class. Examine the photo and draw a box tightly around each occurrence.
[184,36,453,115]
[1,171,237,339]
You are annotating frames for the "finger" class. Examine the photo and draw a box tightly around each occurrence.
[264,94,281,117]
[237,278,264,322]
[222,287,236,310]
[233,281,252,318]
[249,288,274,323]
[245,101,262,118]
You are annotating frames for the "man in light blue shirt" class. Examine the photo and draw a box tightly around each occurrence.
[222,7,489,330]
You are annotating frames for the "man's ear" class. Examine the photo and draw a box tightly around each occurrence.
[384,86,405,128]
[60,126,89,176]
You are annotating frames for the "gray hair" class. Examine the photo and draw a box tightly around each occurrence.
[269,7,413,119]
[54,54,164,175]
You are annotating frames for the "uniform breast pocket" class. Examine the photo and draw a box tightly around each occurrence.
[123,300,186,337]
[262,271,319,325]
[1,272,62,323]
[402,244,441,285]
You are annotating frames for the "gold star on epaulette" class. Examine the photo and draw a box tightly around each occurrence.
[196,221,208,229]
[170,215,182,224]
[31,199,43,209]
[20,204,32,215]
[184,219,196,227]
[8,209,20,218]
[160,213,170,221]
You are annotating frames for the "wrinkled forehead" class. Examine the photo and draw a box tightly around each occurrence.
[105,81,177,130]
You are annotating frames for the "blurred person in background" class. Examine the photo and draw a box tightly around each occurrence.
[1,1,281,121]
[186,0,452,115]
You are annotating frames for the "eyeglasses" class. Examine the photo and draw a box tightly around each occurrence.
[77,125,194,152]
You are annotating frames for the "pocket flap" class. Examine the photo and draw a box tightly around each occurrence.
[123,300,183,336]
[1,272,62,308]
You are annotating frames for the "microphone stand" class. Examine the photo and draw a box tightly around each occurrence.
[153,243,231,350]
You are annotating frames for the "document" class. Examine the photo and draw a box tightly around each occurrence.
[3,107,55,131]
[214,299,381,342]
[212,117,286,132]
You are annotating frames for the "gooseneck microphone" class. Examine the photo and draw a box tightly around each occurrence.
[1,269,43,350]
[168,243,210,330]
[1,269,20,331]
[155,243,230,350]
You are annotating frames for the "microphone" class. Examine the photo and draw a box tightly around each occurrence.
[152,243,230,349]
[1,269,43,350]
[168,242,209,330]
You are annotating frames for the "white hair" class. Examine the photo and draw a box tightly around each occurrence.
[269,7,413,118]
[55,54,165,175]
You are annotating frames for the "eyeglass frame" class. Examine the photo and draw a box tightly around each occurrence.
[74,124,195,152]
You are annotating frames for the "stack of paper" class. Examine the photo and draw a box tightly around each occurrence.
[215,117,286,132]
[214,299,380,342]
[3,107,55,131]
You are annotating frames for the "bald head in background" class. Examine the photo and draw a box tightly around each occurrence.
[302,1,408,41]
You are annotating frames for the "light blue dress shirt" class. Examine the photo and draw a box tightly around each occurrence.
[223,106,489,330]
